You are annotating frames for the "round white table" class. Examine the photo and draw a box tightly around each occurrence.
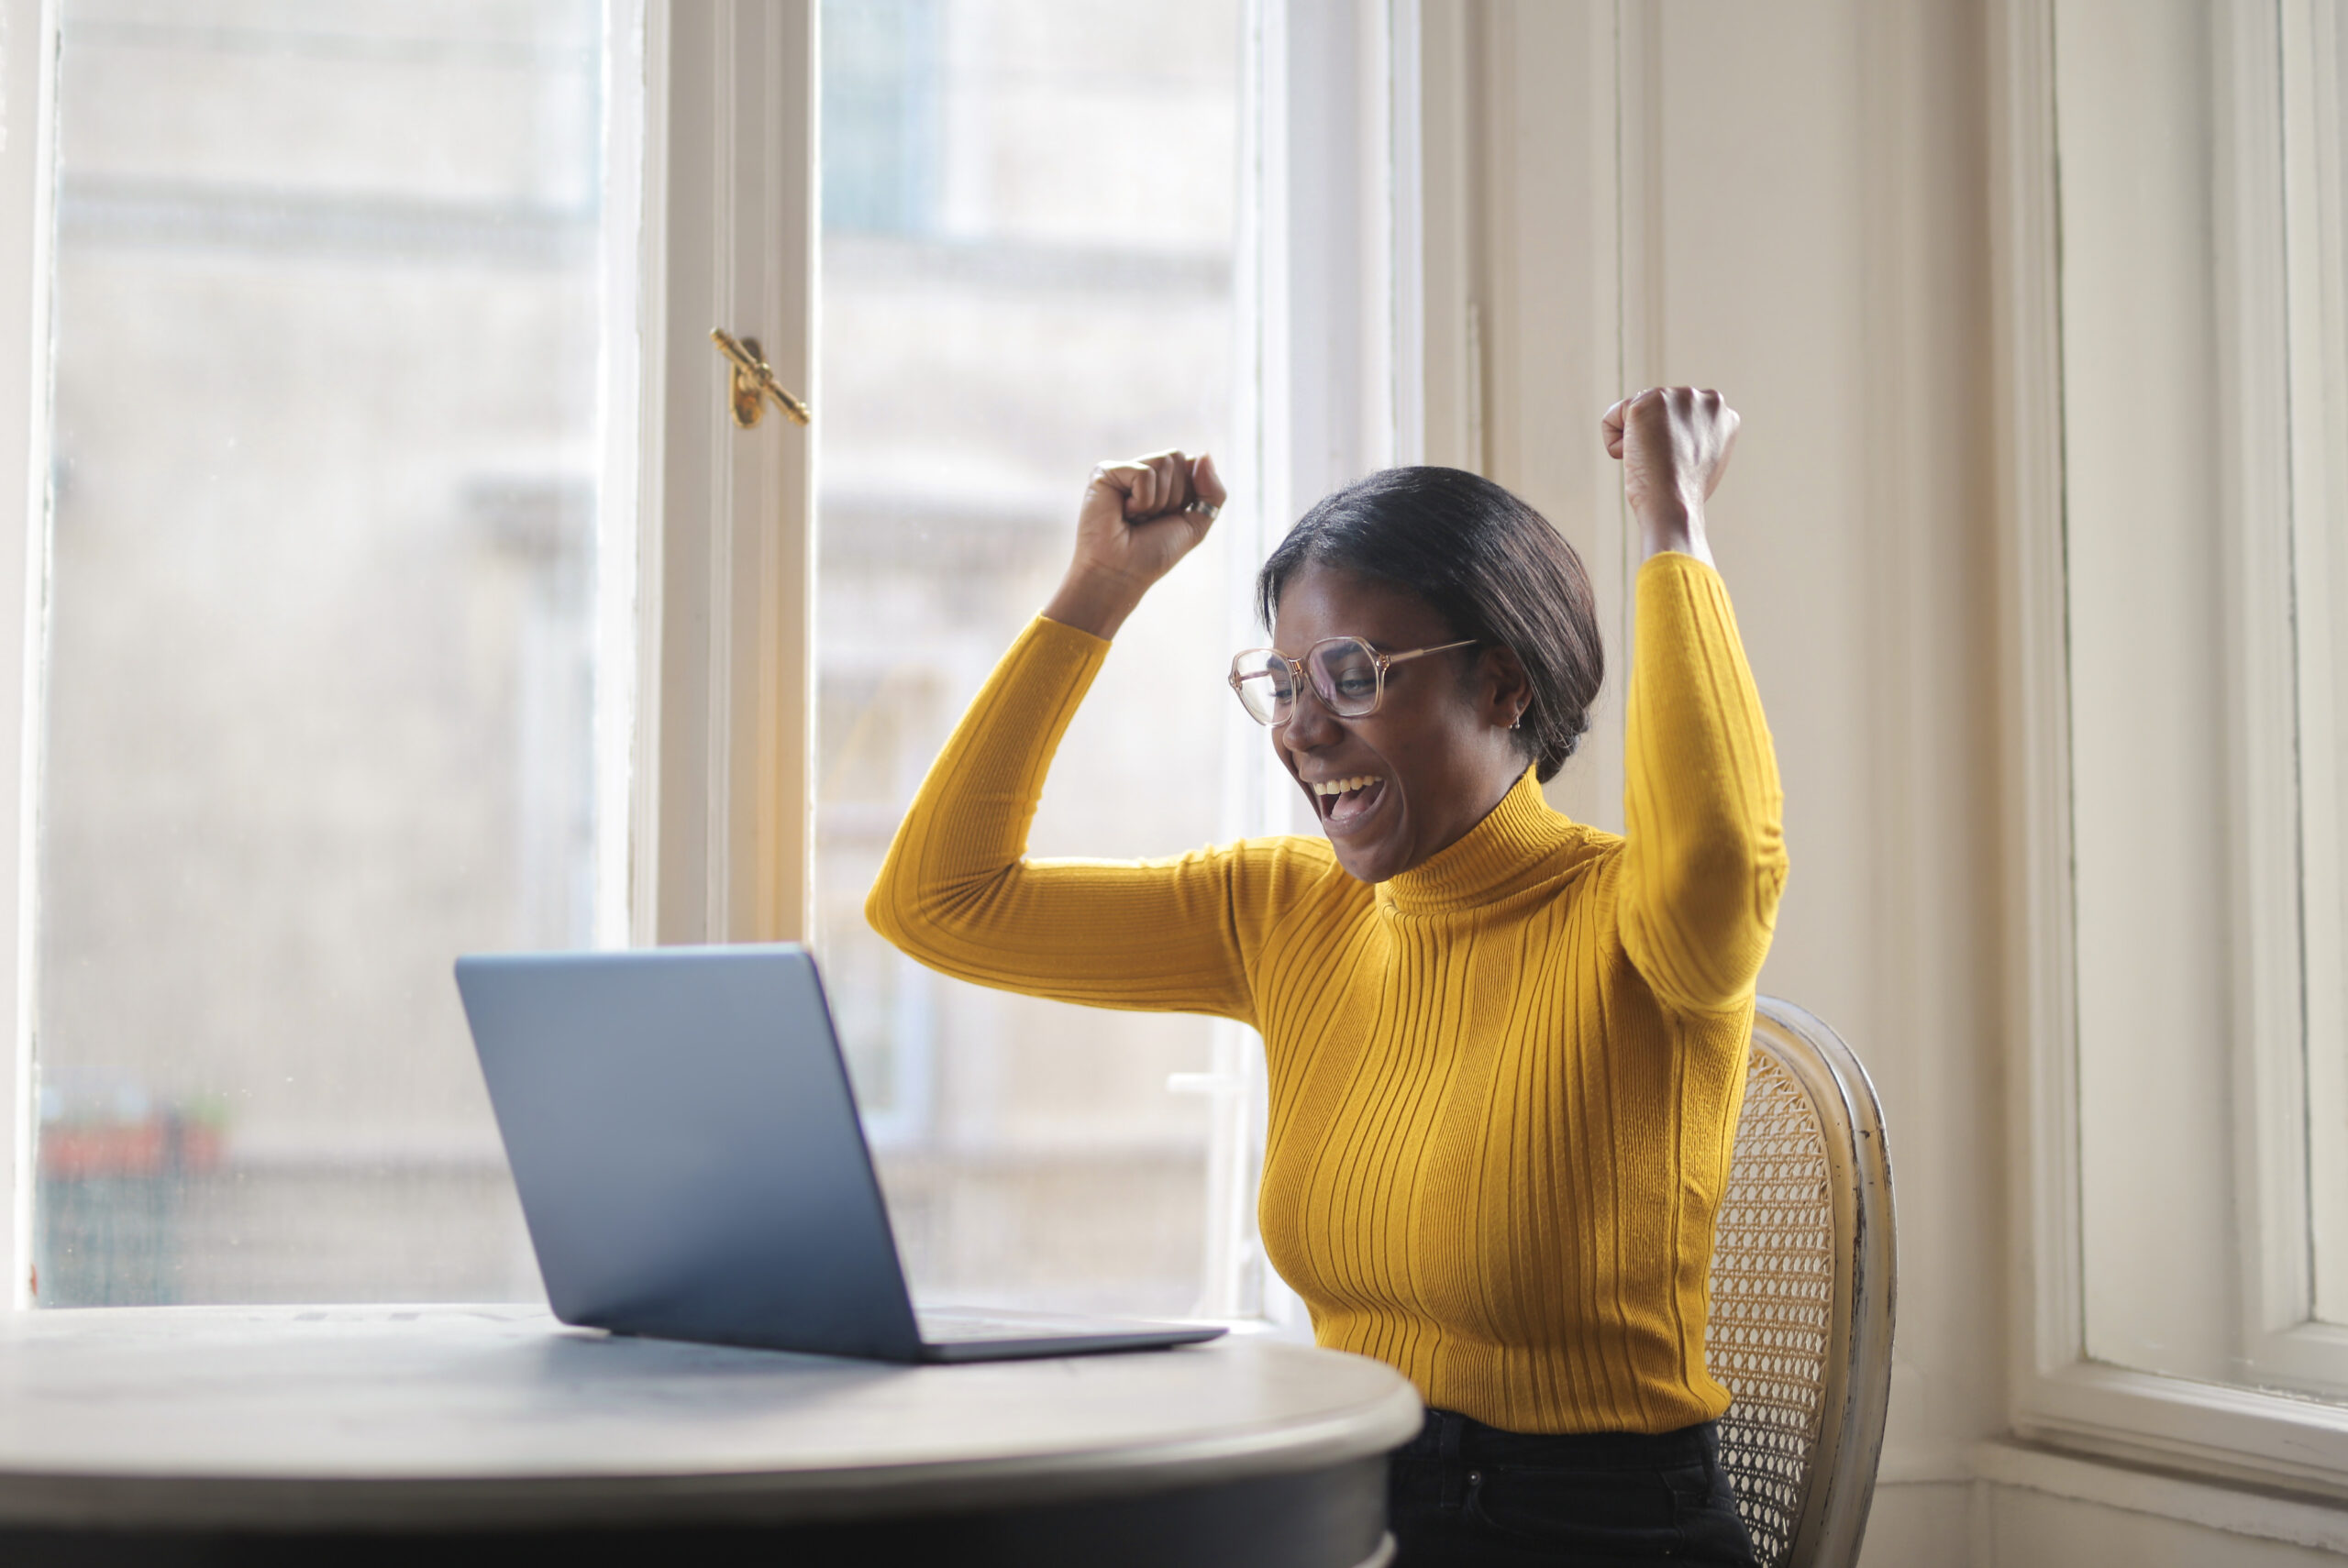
[0,1304,1422,1565]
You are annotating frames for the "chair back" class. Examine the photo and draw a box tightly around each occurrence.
[1703,997,1896,1568]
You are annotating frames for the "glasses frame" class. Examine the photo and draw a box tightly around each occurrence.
[1227,636,1480,726]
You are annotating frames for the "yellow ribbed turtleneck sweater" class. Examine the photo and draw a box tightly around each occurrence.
[867,552,1786,1435]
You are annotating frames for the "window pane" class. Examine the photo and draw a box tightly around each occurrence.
[814,0,1243,1315]
[2057,0,2242,1386]
[34,0,616,1305]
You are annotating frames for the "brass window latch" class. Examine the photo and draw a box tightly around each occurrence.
[710,328,811,428]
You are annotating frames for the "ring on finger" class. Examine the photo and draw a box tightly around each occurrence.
[1183,499,1221,521]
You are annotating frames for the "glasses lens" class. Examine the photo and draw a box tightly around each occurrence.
[1308,638,1382,716]
[1230,650,1293,724]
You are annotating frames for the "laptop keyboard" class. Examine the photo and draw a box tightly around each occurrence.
[916,1308,1153,1342]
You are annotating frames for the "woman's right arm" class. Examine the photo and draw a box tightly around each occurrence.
[866,452,1284,1023]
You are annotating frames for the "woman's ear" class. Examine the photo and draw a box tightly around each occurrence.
[1479,646,1532,730]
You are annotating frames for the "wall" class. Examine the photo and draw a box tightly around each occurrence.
[1980,1493,2345,1568]
[1434,1,2348,1562]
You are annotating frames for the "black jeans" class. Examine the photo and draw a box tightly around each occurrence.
[1387,1409,1760,1566]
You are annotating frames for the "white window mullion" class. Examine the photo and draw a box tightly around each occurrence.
[637,0,816,948]
[598,0,650,953]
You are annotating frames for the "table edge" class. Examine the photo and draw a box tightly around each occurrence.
[0,1386,1425,1530]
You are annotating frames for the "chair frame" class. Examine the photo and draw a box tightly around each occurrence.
[1743,996,1897,1568]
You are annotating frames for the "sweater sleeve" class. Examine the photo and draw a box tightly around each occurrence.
[864,614,1277,1026]
[1618,553,1789,1015]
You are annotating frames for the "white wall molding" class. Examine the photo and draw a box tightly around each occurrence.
[1611,0,1662,403]
[1387,0,1422,469]
[1851,0,2008,1499]
[1973,1440,2348,1556]
[1438,1,1625,836]
[1988,0,2084,1412]
[1399,0,1477,474]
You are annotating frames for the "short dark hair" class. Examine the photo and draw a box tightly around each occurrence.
[1255,467,1603,784]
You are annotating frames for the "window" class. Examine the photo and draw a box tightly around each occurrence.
[11,0,832,1308]
[820,0,940,237]
[30,0,623,1305]
[2006,0,2348,1482]
[806,0,1411,1323]
[811,0,1248,1316]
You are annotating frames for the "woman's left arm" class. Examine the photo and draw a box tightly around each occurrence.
[1606,389,1789,1014]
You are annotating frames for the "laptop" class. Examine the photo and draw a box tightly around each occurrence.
[453,944,1226,1363]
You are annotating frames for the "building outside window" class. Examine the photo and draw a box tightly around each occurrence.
[21,0,1270,1320]
[34,0,609,1305]
[812,0,1246,1317]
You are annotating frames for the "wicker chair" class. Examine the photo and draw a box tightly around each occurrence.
[1704,997,1897,1568]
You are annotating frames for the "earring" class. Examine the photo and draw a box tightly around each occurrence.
[1509,709,1524,731]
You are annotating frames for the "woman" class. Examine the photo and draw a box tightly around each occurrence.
[868,388,1781,1566]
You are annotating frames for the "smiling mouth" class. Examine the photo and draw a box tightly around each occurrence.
[1309,774,1387,833]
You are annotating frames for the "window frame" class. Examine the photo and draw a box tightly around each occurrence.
[2282,0,2348,1337]
[632,0,819,952]
[1995,0,2348,1491]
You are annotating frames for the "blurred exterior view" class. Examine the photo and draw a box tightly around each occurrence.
[813,0,1244,1316]
[33,0,1249,1317]
[35,0,606,1303]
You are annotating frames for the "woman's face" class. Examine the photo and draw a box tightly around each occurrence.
[1268,563,1531,884]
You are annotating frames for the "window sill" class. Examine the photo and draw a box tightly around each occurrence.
[1971,1438,2348,1553]
[2010,1359,2348,1510]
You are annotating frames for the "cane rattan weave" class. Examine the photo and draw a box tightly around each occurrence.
[1704,998,1896,1568]
[1708,1048,1836,1563]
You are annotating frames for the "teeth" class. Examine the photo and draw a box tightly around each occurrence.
[1312,775,1380,797]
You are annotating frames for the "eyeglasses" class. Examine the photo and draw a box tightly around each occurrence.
[1227,636,1479,726]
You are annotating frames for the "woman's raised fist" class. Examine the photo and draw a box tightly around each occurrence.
[1601,388,1739,558]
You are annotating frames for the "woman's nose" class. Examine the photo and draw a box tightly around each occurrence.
[1278,684,1342,750]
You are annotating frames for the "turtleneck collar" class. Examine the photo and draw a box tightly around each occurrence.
[1379,768,1578,915]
